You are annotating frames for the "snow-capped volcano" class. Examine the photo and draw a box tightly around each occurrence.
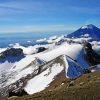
[81,24,95,29]
[67,24,100,40]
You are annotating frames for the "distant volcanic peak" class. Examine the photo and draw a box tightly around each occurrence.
[81,24,96,30]
[67,24,100,39]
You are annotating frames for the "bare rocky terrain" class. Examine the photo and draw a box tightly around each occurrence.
[9,70,100,100]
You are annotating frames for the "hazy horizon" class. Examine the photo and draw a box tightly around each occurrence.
[0,0,99,33]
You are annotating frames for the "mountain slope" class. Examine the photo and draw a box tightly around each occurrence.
[9,70,100,100]
[67,24,100,40]
[0,41,100,98]
[0,43,89,96]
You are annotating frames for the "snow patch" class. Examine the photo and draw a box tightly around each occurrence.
[24,63,64,94]
[81,25,93,29]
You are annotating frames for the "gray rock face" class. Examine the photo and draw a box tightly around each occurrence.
[83,42,100,65]
[0,48,23,58]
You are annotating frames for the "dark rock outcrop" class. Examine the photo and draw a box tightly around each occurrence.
[0,48,23,58]
[37,47,47,53]
[83,42,100,65]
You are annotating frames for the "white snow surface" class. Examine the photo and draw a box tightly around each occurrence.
[7,65,36,85]
[10,43,89,94]
[12,43,82,69]
[0,61,13,75]
[11,43,89,75]
[24,63,64,94]
[1,40,100,94]
[81,25,93,29]
[81,25,89,29]
[2,43,87,88]
[0,48,7,53]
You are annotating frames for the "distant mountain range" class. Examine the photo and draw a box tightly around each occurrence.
[67,24,100,40]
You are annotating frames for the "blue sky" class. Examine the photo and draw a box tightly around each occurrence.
[0,0,100,33]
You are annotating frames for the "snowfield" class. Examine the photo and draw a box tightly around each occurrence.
[24,63,64,94]
[2,43,90,93]
[0,35,100,95]
[10,43,89,73]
